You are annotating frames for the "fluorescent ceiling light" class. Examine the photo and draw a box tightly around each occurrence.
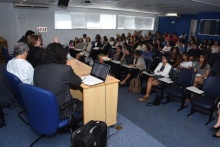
[166,13,178,16]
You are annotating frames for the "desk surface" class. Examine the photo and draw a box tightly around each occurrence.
[66,58,119,89]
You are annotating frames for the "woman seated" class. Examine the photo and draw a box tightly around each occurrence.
[193,53,210,87]
[120,50,146,85]
[178,53,192,69]
[161,41,172,54]
[139,54,172,102]
[170,47,182,68]
[75,38,85,49]
[76,37,92,60]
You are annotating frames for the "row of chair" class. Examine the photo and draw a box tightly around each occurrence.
[3,69,75,146]
[148,68,220,126]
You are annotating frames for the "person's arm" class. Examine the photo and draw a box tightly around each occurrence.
[68,67,82,86]
[154,62,162,75]
[159,64,172,77]
[120,53,126,62]
[201,69,210,78]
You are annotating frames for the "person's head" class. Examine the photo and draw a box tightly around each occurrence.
[156,39,161,44]
[178,41,183,47]
[25,30,35,39]
[83,34,87,39]
[214,40,219,45]
[133,50,142,59]
[109,37,114,42]
[28,35,41,46]
[42,43,67,64]
[192,44,197,49]
[86,37,91,43]
[116,45,122,53]
[74,37,78,42]
[199,53,208,69]
[118,37,122,42]
[13,42,29,59]
[203,39,208,44]
[162,54,170,64]
[127,32,131,37]
[123,46,131,55]
[182,52,189,61]
[103,38,108,43]
[78,38,83,43]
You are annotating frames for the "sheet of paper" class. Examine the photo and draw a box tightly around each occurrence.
[186,86,204,94]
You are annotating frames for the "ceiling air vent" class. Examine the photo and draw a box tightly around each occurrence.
[13,3,49,9]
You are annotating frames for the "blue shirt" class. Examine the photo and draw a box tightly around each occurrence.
[142,51,153,60]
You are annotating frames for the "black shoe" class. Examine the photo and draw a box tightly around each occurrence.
[212,134,220,138]
[210,126,220,132]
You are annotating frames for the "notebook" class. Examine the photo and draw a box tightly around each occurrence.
[81,61,110,86]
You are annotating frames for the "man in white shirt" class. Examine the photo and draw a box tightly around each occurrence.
[7,42,34,85]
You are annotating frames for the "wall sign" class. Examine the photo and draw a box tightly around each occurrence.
[37,27,47,32]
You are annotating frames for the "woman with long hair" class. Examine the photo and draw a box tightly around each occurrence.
[139,54,172,102]
[193,53,210,86]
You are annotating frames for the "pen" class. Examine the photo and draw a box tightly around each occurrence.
[82,77,87,81]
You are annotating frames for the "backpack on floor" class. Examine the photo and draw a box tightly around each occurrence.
[128,75,141,94]
[0,105,6,128]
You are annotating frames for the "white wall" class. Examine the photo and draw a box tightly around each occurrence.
[0,3,159,53]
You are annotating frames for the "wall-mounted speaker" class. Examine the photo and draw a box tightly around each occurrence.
[58,0,69,7]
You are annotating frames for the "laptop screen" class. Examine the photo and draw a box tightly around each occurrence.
[90,61,110,81]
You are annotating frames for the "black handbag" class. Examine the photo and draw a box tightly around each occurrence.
[147,94,161,106]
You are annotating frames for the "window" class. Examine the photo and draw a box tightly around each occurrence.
[55,11,155,30]
[199,19,220,35]
[55,12,72,29]
[100,14,116,29]
[118,15,154,30]
[71,13,86,29]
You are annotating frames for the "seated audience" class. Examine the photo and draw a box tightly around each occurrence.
[142,44,153,61]
[209,40,220,66]
[120,50,146,85]
[135,41,146,51]
[112,45,123,61]
[34,43,82,119]
[176,41,185,53]
[18,30,35,45]
[76,37,92,60]
[26,35,43,68]
[178,53,192,69]
[170,47,182,68]
[82,34,87,43]
[7,42,34,84]
[139,54,172,102]
[120,46,134,65]
[161,41,172,54]
[76,38,85,49]
[193,53,210,87]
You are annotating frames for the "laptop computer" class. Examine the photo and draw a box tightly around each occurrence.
[81,61,110,86]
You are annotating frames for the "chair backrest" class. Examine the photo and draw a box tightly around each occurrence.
[144,58,152,70]
[18,83,60,135]
[177,69,195,88]
[0,46,13,62]
[3,69,25,109]
[203,76,220,97]
[210,62,220,76]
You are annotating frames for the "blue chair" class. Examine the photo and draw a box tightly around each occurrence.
[0,46,13,62]
[187,76,220,125]
[164,69,195,111]
[18,83,71,147]
[3,69,28,125]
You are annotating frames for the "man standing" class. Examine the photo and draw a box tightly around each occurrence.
[17,30,35,45]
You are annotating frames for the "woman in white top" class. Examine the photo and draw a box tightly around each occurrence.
[7,42,34,85]
[139,54,172,102]
[76,37,92,60]
[178,53,192,69]
[161,41,172,53]
[209,40,220,66]
[120,50,146,85]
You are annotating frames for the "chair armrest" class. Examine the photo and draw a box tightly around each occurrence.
[186,86,204,94]
[60,99,79,111]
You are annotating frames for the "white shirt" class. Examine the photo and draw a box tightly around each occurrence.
[7,58,34,85]
[180,61,192,68]
[154,62,172,77]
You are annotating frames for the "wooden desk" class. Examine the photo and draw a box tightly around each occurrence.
[67,59,119,126]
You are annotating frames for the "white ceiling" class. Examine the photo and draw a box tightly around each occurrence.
[0,0,220,14]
